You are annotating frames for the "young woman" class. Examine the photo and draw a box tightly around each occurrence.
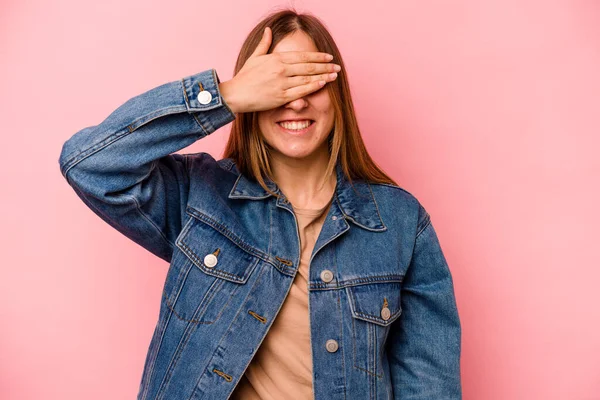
[59,8,462,400]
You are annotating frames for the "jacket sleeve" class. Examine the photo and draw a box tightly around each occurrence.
[58,68,236,264]
[387,203,462,399]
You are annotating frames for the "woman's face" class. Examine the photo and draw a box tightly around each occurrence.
[257,30,335,161]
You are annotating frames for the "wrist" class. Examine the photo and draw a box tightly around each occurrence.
[219,80,241,114]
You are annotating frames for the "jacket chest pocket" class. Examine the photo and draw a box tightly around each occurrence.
[346,278,403,378]
[163,212,262,325]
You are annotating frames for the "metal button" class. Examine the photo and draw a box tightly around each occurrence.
[325,339,338,353]
[331,215,338,220]
[320,269,333,283]
[381,307,391,321]
[197,90,212,105]
[204,253,218,268]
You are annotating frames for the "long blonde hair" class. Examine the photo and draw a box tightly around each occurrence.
[223,7,399,197]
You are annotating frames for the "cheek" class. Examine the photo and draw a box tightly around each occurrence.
[257,114,276,136]
[312,94,334,120]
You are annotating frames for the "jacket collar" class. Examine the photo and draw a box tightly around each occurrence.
[228,161,387,231]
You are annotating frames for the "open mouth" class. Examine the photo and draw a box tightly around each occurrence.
[276,120,316,135]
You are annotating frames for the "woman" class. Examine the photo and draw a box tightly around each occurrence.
[58,8,462,400]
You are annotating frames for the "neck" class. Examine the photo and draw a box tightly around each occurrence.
[270,146,336,210]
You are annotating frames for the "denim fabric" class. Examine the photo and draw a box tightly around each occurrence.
[58,68,462,399]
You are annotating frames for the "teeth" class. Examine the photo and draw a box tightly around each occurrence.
[278,120,312,130]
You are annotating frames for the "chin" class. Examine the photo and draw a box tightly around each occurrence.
[260,125,332,161]
[270,146,318,160]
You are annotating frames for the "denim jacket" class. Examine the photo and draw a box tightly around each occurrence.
[58,68,462,399]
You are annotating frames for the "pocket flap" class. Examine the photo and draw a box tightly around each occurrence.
[176,212,260,284]
[346,280,403,326]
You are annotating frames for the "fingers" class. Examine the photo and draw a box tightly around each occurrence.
[283,79,332,102]
[250,26,272,58]
[283,72,338,90]
[283,62,340,77]
[278,50,334,64]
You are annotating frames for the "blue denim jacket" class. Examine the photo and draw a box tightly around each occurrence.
[58,68,462,399]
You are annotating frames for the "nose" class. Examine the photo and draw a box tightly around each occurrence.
[284,96,308,111]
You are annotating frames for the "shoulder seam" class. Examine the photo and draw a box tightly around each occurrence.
[370,182,417,199]
[415,210,431,239]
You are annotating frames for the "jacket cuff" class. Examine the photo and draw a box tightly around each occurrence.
[182,68,236,134]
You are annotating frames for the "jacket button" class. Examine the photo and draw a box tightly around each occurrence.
[197,90,212,105]
[325,339,338,353]
[320,269,333,283]
[204,253,218,268]
[381,307,391,321]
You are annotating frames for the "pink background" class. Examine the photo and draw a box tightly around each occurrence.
[2,0,599,399]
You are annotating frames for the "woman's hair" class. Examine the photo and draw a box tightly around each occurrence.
[222,7,399,197]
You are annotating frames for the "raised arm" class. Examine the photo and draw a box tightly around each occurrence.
[58,26,340,264]
[58,68,235,263]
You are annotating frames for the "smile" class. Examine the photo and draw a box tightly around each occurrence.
[276,120,315,135]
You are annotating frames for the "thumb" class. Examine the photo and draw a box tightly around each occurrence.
[250,26,271,58]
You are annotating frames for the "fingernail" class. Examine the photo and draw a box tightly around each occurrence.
[326,54,334,60]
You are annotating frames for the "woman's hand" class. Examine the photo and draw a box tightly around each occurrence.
[218,26,340,114]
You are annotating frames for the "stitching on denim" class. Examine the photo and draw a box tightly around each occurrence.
[338,288,347,399]
[186,208,263,257]
[353,320,384,378]
[267,197,273,255]
[355,364,383,378]
[178,239,259,283]
[127,194,175,251]
[416,212,432,239]
[212,68,236,117]
[350,305,384,378]
[155,305,204,399]
[367,182,387,230]
[139,295,171,400]
[61,128,132,178]
[181,78,209,134]
[126,105,184,133]
[347,284,396,378]
[150,255,197,399]
[354,309,402,326]
[185,207,289,274]
[216,157,235,172]
[369,182,417,199]
[310,274,404,290]
[351,290,357,373]
[161,253,242,326]
[346,283,402,326]
[190,113,209,135]
[333,190,351,219]
[156,222,243,397]
[227,173,244,198]
[192,263,269,395]
[61,96,185,176]
[370,322,375,395]
[162,289,217,325]
[162,270,229,325]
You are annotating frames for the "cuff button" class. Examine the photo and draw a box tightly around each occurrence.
[197,90,212,105]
